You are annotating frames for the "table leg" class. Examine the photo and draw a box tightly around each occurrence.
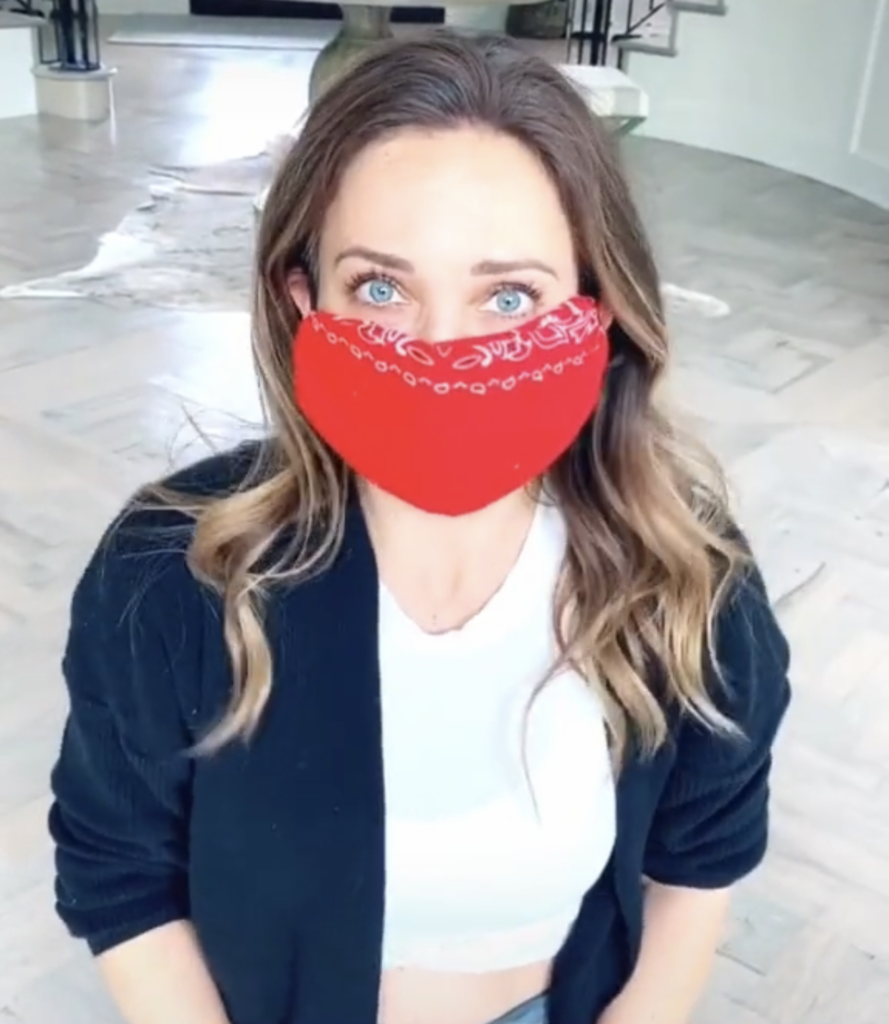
[614,115,645,135]
[309,5,394,101]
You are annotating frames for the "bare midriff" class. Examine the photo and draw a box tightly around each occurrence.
[379,960,551,1024]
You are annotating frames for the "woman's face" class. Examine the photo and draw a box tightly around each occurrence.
[292,126,579,340]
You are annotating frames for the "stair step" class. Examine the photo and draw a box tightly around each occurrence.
[615,37,677,57]
[672,0,728,15]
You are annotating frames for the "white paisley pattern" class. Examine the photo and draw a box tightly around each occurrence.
[307,298,607,396]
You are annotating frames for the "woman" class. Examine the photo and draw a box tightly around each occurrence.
[49,31,790,1024]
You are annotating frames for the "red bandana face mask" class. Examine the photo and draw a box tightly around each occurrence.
[292,296,611,516]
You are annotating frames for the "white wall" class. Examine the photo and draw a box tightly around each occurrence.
[627,0,889,209]
[0,26,37,120]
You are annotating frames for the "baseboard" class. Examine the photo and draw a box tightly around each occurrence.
[189,0,442,22]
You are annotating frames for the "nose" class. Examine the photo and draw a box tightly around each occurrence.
[411,303,474,344]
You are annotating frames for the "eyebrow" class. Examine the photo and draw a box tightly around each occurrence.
[335,246,413,272]
[471,258,558,278]
[334,246,559,278]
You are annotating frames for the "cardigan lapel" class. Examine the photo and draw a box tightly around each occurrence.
[265,499,386,1023]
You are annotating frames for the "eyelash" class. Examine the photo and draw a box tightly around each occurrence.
[495,282,544,307]
[344,271,544,312]
[345,270,399,297]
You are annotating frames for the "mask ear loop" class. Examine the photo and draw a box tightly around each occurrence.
[580,270,600,299]
[306,270,319,310]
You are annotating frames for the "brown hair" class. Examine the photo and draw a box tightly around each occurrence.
[155,31,743,761]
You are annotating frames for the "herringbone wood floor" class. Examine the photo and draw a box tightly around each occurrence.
[0,21,887,1024]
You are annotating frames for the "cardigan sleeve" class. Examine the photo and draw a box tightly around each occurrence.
[48,527,198,956]
[642,561,791,889]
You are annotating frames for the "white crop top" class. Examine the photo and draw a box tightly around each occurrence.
[380,501,616,973]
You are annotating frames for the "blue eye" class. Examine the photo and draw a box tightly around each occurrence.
[357,277,400,305]
[484,287,536,317]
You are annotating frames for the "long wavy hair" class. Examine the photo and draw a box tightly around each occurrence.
[153,31,744,763]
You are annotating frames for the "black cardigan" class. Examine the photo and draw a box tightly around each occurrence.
[49,448,791,1024]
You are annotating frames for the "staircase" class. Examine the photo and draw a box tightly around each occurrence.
[569,0,728,67]
[613,0,728,62]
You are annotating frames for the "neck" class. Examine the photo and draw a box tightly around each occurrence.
[359,480,539,631]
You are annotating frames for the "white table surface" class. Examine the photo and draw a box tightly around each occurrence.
[559,63,650,120]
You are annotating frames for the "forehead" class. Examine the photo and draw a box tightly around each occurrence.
[319,126,574,265]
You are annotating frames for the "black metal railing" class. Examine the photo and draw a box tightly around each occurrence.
[612,0,668,43]
[567,0,669,66]
[567,0,614,66]
[36,0,101,72]
[1,0,45,14]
